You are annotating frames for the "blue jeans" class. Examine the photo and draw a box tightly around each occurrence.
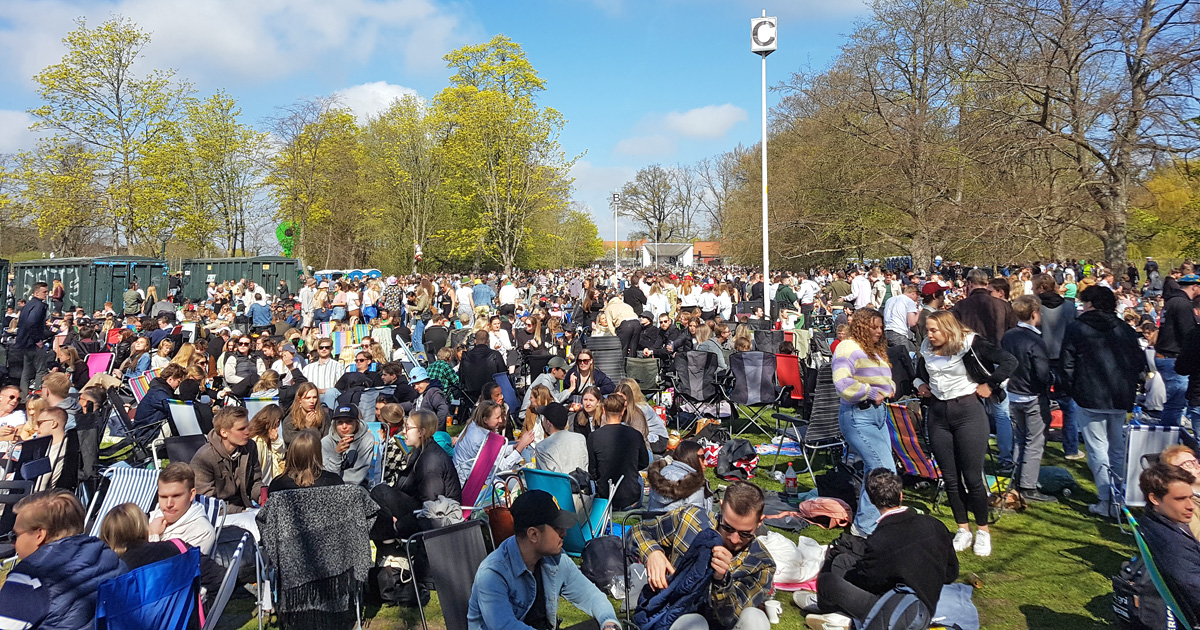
[838,403,895,535]
[1056,395,1080,456]
[1157,357,1188,427]
[330,306,346,322]
[985,389,1013,468]
[413,319,426,354]
[1076,405,1127,503]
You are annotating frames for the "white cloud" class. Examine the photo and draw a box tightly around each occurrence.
[664,104,748,140]
[0,0,480,89]
[570,160,636,195]
[334,81,420,122]
[0,110,40,153]
[614,134,676,157]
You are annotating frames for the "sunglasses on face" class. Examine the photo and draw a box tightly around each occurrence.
[579,358,592,364]
[716,520,755,541]
[356,358,369,363]
[238,342,251,346]
[319,346,332,350]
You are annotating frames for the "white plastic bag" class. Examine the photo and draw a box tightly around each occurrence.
[757,532,802,583]
[794,536,827,583]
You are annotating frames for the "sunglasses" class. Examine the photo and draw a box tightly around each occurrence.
[319,346,332,350]
[356,358,370,363]
[716,520,755,540]
[238,342,251,346]
[579,358,592,363]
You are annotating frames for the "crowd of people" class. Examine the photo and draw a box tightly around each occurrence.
[0,254,1197,630]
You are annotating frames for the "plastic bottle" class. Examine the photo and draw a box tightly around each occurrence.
[784,463,798,499]
[1131,405,1146,425]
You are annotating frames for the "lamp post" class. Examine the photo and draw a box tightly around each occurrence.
[751,11,777,319]
[612,192,621,269]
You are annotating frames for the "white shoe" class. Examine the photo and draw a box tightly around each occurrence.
[793,589,820,613]
[805,612,852,630]
[974,530,992,557]
[952,527,973,552]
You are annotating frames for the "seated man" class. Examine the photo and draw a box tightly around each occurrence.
[468,489,620,630]
[804,469,958,630]
[148,462,217,554]
[0,490,123,629]
[28,407,70,492]
[132,363,187,429]
[192,406,263,538]
[1137,461,1200,626]
[628,481,776,630]
[534,402,588,474]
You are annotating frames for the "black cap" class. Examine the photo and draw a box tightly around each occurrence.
[640,311,653,321]
[511,490,577,532]
[535,402,569,429]
[332,403,361,422]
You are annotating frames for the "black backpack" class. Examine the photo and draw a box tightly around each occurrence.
[1112,556,1173,629]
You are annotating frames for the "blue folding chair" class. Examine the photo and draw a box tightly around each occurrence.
[96,546,201,630]
[493,371,521,421]
[520,468,616,557]
[1123,507,1195,630]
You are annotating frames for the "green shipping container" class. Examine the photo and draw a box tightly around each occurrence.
[1,258,10,307]
[11,256,169,315]
[180,256,302,302]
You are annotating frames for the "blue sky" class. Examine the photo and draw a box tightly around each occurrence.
[0,0,867,241]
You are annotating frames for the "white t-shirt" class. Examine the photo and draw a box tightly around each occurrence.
[456,286,474,310]
[883,293,919,335]
[499,284,518,305]
[345,290,361,311]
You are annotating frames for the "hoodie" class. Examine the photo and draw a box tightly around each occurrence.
[149,500,217,554]
[54,395,83,432]
[1061,309,1144,411]
[321,416,377,487]
[1157,283,1197,357]
[646,459,712,514]
[1036,291,1076,361]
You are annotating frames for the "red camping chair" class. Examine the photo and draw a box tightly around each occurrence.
[775,353,805,406]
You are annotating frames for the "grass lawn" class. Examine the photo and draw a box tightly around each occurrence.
[216,424,1133,630]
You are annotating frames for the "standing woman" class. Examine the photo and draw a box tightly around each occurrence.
[831,308,896,536]
[50,279,65,316]
[412,279,435,355]
[913,311,1016,557]
[716,283,734,321]
[142,285,160,317]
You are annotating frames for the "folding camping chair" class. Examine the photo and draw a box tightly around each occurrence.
[406,519,494,630]
[753,330,785,354]
[86,465,161,536]
[587,335,626,380]
[669,351,723,434]
[243,397,279,419]
[775,352,806,408]
[1124,425,1186,508]
[769,364,846,482]
[96,546,202,630]
[129,368,164,404]
[365,422,390,488]
[493,371,522,425]
[0,480,35,561]
[167,400,204,436]
[6,435,52,485]
[521,467,618,557]
[460,432,506,519]
[728,351,782,436]
[194,494,227,541]
[106,386,161,467]
[1123,507,1195,630]
[625,357,663,398]
[86,352,115,379]
[202,532,250,630]
[163,435,207,465]
[885,401,943,508]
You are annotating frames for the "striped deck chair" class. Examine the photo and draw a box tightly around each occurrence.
[372,327,394,360]
[194,494,227,542]
[352,324,371,344]
[1124,507,1195,630]
[129,368,165,404]
[86,465,160,536]
[885,401,940,481]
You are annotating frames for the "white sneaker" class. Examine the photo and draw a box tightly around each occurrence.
[952,527,973,552]
[805,612,852,630]
[974,530,992,557]
[793,589,820,613]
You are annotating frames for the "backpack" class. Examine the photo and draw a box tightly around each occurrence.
[580,536,625,598]
[1112,556,1173,629]
[860,586,930,630]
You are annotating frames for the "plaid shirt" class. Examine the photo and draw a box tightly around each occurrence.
[629,506,775,629]
[426,360,460,390]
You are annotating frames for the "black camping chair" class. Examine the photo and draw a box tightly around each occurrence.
[728,351,783,436]
[753,330,785,354]
[406,519,494,630]
[0,480,36,561]
[770,364,846,481]
[587,336,626,381]
[7,435,53,484]
[164,435,208,465]
[669,351,724,434]
[107,386,165,467]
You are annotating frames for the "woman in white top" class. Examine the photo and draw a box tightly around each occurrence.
[452,400,534,485]
[698,284,718,320]
[913,311,1016,558]
[678,277,701,309]
[150,339,174,370]
[716,283,734,321]
[647,283,670,320]
[0,385,26,455]
[487,316,514,353]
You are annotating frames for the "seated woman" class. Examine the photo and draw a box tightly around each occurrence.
[570,386,604,437]
[370,409,462,542]
[522,384,552,445]
[1137,461,1200,626]
[646,440,712,514]
[268,429,344,494]
[150,338,174,370]
[250,405,287,486]
[452,401,534,486]
[617,379,668,454]
[692,321,727,373]
[563,349,616,396]
[283,382,329,445]
[100,502,224,620]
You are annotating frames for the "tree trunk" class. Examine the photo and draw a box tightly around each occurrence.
[910,231,933,272]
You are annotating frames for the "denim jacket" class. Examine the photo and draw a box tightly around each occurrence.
[467,536,618,630]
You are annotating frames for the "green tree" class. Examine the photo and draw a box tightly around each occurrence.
[28,16,192,254]
[4,140,103,255]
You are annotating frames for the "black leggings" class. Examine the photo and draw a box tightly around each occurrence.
[927,394,990,526]
[616,319,640,357]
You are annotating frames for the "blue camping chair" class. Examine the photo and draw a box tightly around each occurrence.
[1123,507,1194,630]
[520,467,616,557]
[493,371,521,421]
[96,546,201,630]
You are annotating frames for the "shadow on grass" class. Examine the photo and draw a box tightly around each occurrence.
[1019,604,1107,629]
[1058,543,1129,577]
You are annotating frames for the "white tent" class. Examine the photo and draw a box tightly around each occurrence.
[641,243,694,267]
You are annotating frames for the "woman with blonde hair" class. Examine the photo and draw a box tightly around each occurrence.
[249,404,287,484]
[150,338,174,370]
[618,378,668,453]
[913,310,1016,557]
[524,384,552,442]
[832,308,896,536]
[170,342,196,368]
[284,382,329,444]
[571,386,604,436]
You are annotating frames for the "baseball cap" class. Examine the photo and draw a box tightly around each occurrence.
[548,356,569,370]
[332,404,361,423]
[1179,273,1200,286]
[535,402,569,429]
[920,281,949,296]
[510,490,576,532]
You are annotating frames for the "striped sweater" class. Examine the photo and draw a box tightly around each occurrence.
[832,339,895,404]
